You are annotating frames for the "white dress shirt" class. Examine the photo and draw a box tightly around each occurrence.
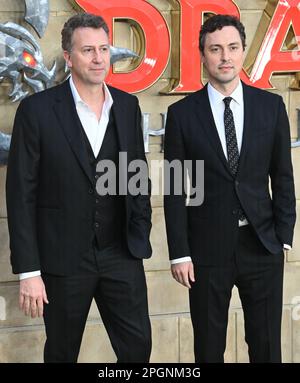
[69,76,113,157]
[207,81,244,159]
[19,77,114,280]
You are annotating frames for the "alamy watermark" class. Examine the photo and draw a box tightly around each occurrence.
[95,152,204,207]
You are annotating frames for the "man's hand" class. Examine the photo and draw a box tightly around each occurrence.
[171,261,195,289]
[19,276,49,318]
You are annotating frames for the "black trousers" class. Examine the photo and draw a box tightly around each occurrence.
[42,243,151,363]
[189,225,284,363]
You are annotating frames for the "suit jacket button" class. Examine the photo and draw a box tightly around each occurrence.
[88,188,93,194]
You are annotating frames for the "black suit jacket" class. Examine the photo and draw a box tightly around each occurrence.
[164,82,296,265]
[6,80,152,275]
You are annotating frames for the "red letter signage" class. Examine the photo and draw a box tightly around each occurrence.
[249,0,300,88]
[73,0,300,92]
[170,0,241,93]
[74,0,170,93]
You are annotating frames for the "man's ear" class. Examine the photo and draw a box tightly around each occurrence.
[63,51,72,68]
[200,51,206,64]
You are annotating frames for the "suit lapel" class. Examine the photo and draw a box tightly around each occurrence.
[108,86,127,152]
[194,86,233,176]
[53,80,93,184]
[237,82,254,175]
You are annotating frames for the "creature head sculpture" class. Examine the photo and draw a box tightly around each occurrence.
[0,22,56,102]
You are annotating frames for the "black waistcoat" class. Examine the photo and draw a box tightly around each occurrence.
[80,110,126,250]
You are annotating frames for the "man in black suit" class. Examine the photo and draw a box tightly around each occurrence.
[6,13,152,363]
[164,14,296,363]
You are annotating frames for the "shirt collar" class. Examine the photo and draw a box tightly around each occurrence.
[69,75,113,110]
[207,80,243,106]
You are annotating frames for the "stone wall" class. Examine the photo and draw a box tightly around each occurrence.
[0,0,299,362]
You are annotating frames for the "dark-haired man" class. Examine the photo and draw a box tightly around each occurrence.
[7,13,152,363]
[164,14,295,362]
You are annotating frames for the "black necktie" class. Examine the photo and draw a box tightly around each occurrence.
[223,97,245,221]
[223,97,239,176]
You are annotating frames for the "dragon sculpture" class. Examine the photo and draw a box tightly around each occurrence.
[0,0,137,165]
[0,22,57,102]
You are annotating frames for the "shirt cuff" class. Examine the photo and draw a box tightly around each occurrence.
[283,244,291,250]
[170,256,192,265]
[19,270,41,280]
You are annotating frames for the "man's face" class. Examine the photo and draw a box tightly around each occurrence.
[64,27,110,86]
[201,26,245,88]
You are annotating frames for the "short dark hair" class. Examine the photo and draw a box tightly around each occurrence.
[61,13,109,52]
[199,14,246,55]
